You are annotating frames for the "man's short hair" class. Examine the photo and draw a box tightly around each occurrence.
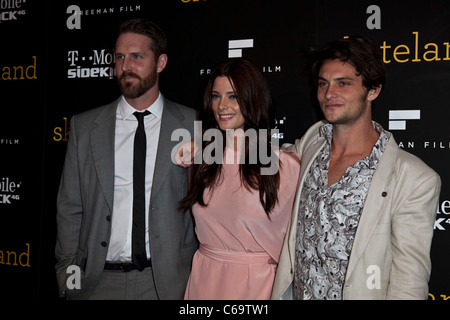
[312,36,387,92]
[118,18,167,60]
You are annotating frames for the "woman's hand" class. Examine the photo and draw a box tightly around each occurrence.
[174,139,196,168]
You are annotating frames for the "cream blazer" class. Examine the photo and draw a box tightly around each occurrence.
[271,121,441,300]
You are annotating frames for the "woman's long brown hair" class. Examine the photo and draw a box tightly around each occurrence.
[179,59,280,217]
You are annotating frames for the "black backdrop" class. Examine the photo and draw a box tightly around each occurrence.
[0,0,449,301]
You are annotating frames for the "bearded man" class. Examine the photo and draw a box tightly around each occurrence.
[55,19,198,300]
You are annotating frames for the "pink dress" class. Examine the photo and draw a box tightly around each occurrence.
[184,148,300,300]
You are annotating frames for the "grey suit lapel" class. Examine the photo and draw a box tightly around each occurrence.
[151,98,186,200]
[90,100,118,212]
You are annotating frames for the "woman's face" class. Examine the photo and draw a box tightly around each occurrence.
[211,76,245,131]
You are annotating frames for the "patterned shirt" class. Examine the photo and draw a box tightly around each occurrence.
[294,122,388,300]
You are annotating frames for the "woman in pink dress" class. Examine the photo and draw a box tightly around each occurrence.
[179,59,300,300]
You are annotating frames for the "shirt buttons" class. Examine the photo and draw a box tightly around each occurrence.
[382,191,388,197]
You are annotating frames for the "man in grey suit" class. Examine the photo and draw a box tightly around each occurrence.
[55,19,198,299]
[272,36,441,300]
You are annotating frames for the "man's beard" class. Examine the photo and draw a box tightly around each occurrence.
[118,69,157,99]
[322,90,370,126]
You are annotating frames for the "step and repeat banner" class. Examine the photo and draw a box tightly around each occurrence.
[1,0,449,300]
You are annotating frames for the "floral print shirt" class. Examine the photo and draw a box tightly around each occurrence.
[294,122,388,300]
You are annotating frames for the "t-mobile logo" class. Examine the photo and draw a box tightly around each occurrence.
[228,39,254,58]
[389,110,421,130]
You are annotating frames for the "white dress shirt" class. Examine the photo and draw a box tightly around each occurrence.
[106,93,163,262]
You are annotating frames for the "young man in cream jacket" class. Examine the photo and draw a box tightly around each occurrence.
[272,36,441,300]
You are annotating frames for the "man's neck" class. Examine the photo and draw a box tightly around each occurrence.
[331,119,378,155]
[327,119,379,186]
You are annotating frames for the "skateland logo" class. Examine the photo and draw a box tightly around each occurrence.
[67,49,115,79]
[0,56,37,81]
[0,243,30,268]
[0,0,27,23]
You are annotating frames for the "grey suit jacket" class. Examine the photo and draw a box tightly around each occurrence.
[272,121,441,300]
[55,96,198,299]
